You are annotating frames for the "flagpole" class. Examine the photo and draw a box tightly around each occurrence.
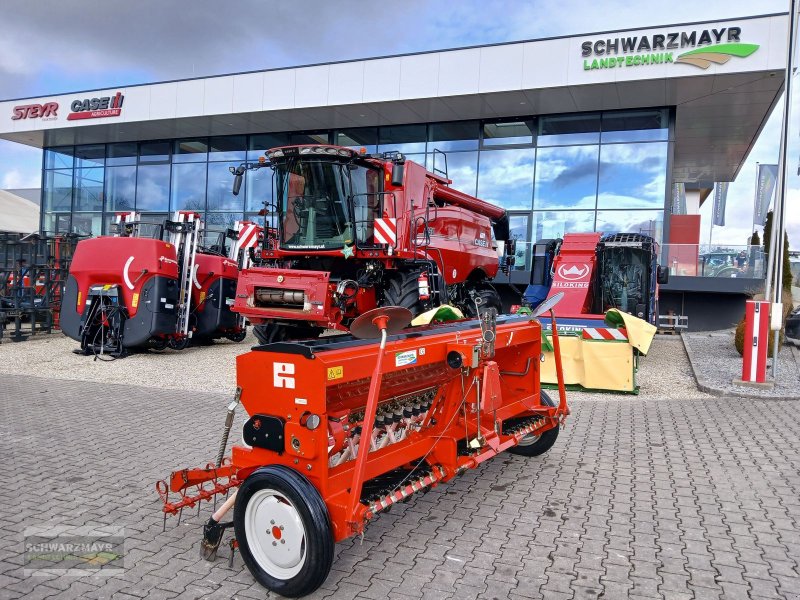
[752,162,759,243]
[767,0,798,379]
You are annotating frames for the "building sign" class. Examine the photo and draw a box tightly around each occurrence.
[581,26,759,71]
[11,102,58,121]
[68,92,124,121]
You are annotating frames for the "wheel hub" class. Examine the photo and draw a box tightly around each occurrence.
[245,490,306,576]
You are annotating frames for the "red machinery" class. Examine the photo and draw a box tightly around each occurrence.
[61,212,256,356]
[229,145,513,344]
[157,295,569,597]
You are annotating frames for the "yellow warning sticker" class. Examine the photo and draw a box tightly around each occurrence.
[132,292,139,308]
[103,284,112,291]
[77,291,82,308]
[327,366,344,381]
[199,291,206,305]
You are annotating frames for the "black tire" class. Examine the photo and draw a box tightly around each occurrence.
[382,271,424,316]
[234,466,334,597]
[507,391,559,457]
[149,337,168,351]
[253,324,288,345]
[167,336,190,351]
[253,324,322,345]
[225,329,248,343]
[463,283,502,318]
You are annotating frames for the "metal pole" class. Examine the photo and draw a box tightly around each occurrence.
[769,0,798,378]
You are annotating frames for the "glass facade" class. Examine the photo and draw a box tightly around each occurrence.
[41,109,671,266]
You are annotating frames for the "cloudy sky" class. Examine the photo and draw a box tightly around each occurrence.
[0,0,796,247]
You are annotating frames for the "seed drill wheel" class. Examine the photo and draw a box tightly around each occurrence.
[234,466,334,597]
[225,329,248,343]
[507,392,560,457]
[168,336,190,351]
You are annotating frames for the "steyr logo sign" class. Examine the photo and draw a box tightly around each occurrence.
[11,103,58,121]
[68,92,124,121]
[581,26,759,71]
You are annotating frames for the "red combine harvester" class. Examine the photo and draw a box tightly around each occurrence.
[61,212,259,357]
[228,145,513,344]
[157,294,569,597]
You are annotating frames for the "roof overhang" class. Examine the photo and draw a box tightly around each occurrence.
[0,13,787,185]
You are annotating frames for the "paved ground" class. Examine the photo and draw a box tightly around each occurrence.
[2,370,800,600]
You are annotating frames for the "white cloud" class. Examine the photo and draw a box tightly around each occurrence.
[2,168,40,189]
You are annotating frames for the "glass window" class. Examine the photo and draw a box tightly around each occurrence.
[602,110,668,143]
[538,114,600,146]
[171,163,207,212]
[43,212,71,235]
[245,211,277,231]
[336,128,377,152]
[208,162,245,211]
[378,124,426,154]
[509,214,530,271]
[534,145,599,210]
[249,133,291,160]
[429,121,479,152]
[139,141,170,164]
[477,148,535,209]
[71,213,104,237]
[105,165,137,212]
[427,151,478,196]
[246,166,274,213]
[205,212,242,231]
[209,135,246,161]
[290,132,330,146]
[136,164,170,211]
[596,210,663,241]
[597,142,668,209]
[482,120,534,146]
[74,144,105,168]
[106,142,137,166]
[531,210,596,240]
[43,170,73,212]
[173,138,208,163]
[45,147,75,170]
[74,167,104,211]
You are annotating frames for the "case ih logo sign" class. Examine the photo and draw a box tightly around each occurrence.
[68,92,124,121]
[11,102,58,121]
[554,263,590,288]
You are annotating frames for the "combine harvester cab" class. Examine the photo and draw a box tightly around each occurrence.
[157,297,570,597]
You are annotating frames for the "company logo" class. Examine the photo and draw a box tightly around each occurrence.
[273,362,295,388]
[557,264,590,281]
[68,92,124,121]
[581,26,759,71]
[11,103,58,121]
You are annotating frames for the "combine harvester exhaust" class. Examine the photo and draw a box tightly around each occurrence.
[157,294,569,597]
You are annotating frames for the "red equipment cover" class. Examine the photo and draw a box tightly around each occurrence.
[547,232,601,316]
[233,267,332,325]
[68,237,178,317]
[191,254,240,310]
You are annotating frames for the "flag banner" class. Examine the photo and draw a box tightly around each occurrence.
[712,182,729,226]
[755,164,778,225]
[672,183,686,215]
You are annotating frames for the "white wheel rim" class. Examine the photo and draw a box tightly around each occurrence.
[518,433,541,447]
[244,489,307,580]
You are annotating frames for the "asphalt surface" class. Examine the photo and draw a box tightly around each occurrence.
[2,369,799,599]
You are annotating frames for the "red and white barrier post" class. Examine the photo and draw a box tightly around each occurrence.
[740,300,770,384]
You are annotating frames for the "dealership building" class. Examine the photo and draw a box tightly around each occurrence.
[0,12,789,329]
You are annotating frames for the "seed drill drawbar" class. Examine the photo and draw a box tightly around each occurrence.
[157,295,570,597]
